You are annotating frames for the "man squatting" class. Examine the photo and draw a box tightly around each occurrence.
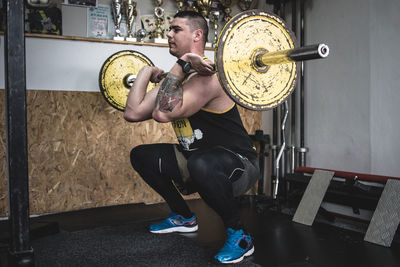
[124,11,260,264]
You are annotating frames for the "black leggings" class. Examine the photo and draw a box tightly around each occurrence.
[130,143,259,229]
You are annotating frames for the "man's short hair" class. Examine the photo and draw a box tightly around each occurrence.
[174,11,208,45]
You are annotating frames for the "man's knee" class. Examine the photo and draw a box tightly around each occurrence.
[130,145,148,171]
[187,153,211,181]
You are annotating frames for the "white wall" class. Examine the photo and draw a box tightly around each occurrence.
[0,36,213,91]
[369,0,400,176]
[304,0,400,176]
[305,0,371,173]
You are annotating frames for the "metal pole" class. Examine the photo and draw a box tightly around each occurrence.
[271,0,281,195]
[297,0,308,166]
[290,0,297,174]
[273,101,289,199]
[256,44,329,66]
[4,0,34,265]
[258,139,265,195]
[279,0,286,184]
[252,130,269,195]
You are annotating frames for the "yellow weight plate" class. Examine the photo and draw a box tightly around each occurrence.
[216,10,299,110]
[99,50,155,111]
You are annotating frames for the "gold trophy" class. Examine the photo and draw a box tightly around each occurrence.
[238,0,258,10]
[153,0,168,43]
[112,0,124,40]
[210,10,220,47]
[124,0,137,41]
[136,28,147,42]
[186,0,198,12]
[219,0,235,22]
[197,0,212,17]
[197,0,213,47]
[176,0,185,11]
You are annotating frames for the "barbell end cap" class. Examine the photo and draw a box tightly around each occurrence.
[123,74,136,89]
[318,44,330,58]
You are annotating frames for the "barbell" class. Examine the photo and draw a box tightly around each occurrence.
[99,10,329,112]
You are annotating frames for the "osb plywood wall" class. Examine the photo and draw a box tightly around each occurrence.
[0,90,261,216]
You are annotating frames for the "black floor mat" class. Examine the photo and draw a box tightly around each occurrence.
[32,223,260,267]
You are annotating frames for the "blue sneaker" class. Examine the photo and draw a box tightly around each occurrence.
[149,212,198,234]
[214,228,254,264]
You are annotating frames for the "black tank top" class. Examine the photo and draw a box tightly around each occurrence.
[171,104,257,159]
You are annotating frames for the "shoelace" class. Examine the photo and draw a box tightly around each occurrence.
[224,230,244,248]
[170,214,192,225]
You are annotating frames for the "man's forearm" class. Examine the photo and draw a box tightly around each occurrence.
[124,67,155,122]
[126,68,151,108]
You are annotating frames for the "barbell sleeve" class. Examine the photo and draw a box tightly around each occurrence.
[256,43,330,67]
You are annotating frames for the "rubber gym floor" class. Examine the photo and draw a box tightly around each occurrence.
[1,197,399,267]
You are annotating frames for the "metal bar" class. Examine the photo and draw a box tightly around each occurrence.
[280,102,286,187]
[258,139,265,195]
[273,0,280,15]
[279,2,287,201]
[256,44,329,66]
[251,130,269,195]
[271,0,281,196]
[273,101,289,199]
[289,44,329,61]
[290,0,298,174]
[4,0,34,265]
[271,110,278,194]
[280,0,286,18]
[298,0,307,166]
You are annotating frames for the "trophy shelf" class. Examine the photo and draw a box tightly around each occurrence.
[0,33,216,93]
[22,33,215,51]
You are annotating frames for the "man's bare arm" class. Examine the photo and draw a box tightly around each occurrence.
[155,73,184,113]
[154,53,215,113]
[124,66,164,122]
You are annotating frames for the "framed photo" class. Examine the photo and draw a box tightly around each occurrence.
[87,5,114,39]
[64,0,98,7]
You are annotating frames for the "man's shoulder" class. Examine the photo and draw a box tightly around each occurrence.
[195,74,234,111]
[188,72,221,88]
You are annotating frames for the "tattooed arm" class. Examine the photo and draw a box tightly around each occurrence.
[155,73,184,113]
[154,53,215,113]
[152,53,224,122]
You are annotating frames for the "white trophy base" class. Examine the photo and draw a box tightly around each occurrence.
[125,37,137,42]
[154,38,169,44]
[113,36,125,41]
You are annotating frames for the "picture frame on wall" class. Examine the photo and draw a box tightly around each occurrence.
[63,0,98,7]
[87,5,114,39]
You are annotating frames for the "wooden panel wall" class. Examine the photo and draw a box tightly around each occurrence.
[0,90,261,216]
